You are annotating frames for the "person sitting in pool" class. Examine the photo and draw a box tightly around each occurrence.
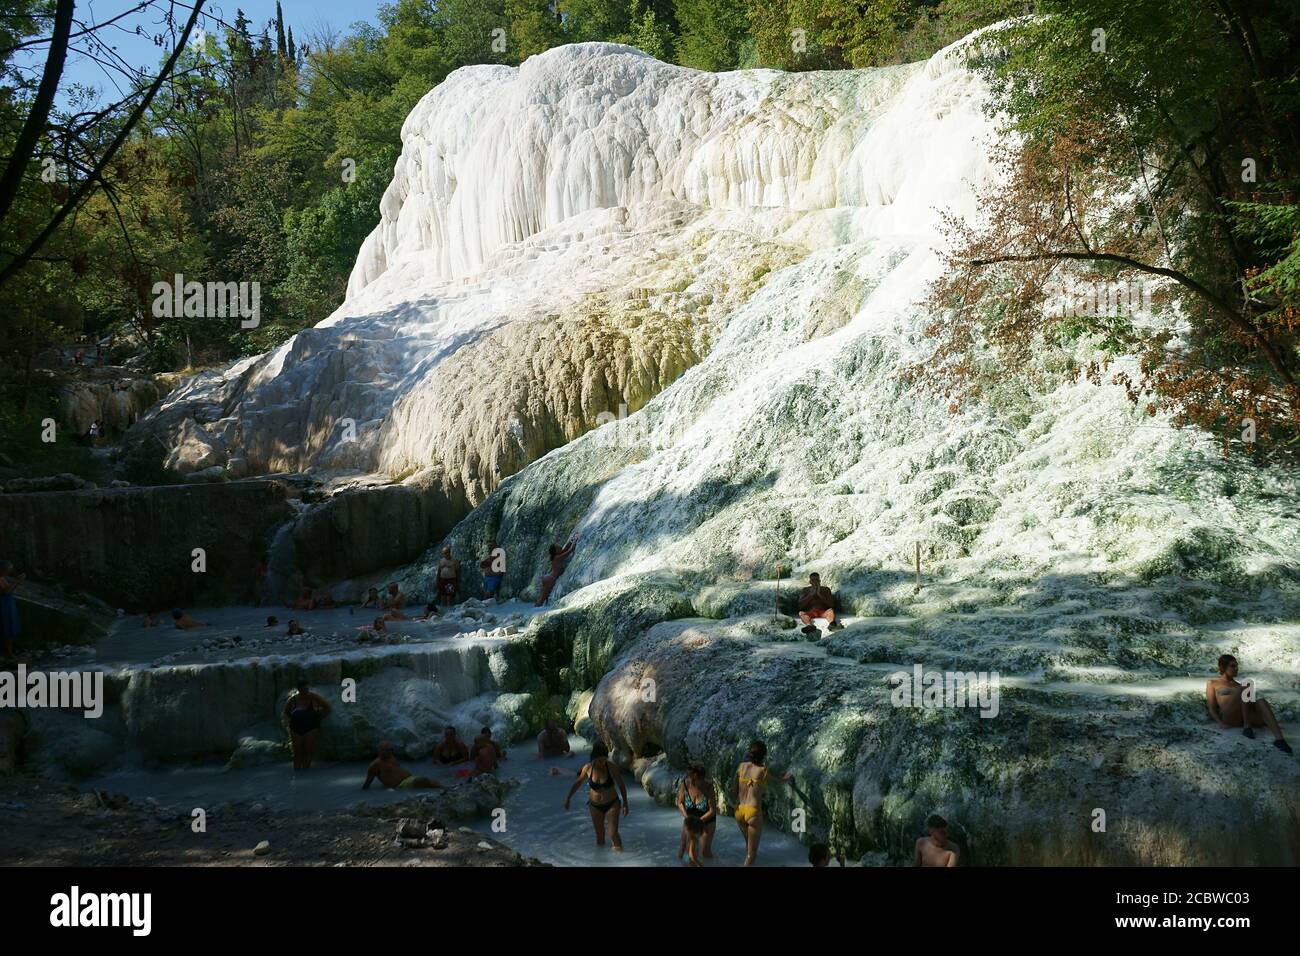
[798,573,843,636]
[535,536,577,607]
[469,740,501,777]
[361,587,381,609]
[363,742,443,790]
[287,619,305,636]
[371,617,387,632]
[537,719,572,758]
[732,739,794,866]
[284,680,331,771]
[316,590,337,609]
[143,610,159,628]
[382,582,406,610]
[172,609,203,630]
[914,814,959,867]
[265,615,279,627]
[292,586,315,611]
[481,540,505,601]
[416,601,439,621]
[1207,654,1293,754]
[677,762,717,861]
[564,740,629,850]
[432,726,470,765]
[471,726,507,762]
[809,843,846,867]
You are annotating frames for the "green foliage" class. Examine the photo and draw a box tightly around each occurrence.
[1,0,1008,384]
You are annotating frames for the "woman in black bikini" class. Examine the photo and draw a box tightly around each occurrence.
[564,740,629,851]
[284,680,331,770]
[676,761,717,861]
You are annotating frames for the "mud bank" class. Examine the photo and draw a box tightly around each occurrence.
[0,772,540,867]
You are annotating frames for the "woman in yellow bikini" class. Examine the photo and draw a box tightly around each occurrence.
[731,740,793,866]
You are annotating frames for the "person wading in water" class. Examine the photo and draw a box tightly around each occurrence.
[564,741,629,851]
[284,680,332,770]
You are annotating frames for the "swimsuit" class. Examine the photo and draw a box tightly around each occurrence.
[735,766,767,824]
[682,785,713,822]
[288,706,321,734]
[397,775,417,789]
[587,764,620,813]
[483,574,503,595]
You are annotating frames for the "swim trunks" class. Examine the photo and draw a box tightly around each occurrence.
[483,574,503,596]
[397,775,417,789]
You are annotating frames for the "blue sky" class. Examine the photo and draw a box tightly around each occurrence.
[28,0,387,107]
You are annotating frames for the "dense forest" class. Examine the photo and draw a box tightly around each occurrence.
[1,0,1296,457]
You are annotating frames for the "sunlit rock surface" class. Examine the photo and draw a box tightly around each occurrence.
[119,34,1298,863]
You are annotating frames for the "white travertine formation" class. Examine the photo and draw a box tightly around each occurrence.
[132,37,996,502]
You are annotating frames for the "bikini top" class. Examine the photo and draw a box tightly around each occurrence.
[737,765,768,790]
[683,783,711,812]
[589,763,616,790]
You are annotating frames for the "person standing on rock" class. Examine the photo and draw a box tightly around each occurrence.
[564,740,629,851]
[1207,654,1293,754]
[437,548,460,607]
[0,561,25,659]
[363,742,444,790]
[284,680,331,770]
[797,573,843,637]
[732,740,794,866]
[913,815,959,866]
[535,536,577,607]
[481,540,506,602]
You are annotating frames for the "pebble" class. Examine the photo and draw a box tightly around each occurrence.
[253,840,271,856]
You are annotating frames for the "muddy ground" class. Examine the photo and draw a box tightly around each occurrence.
[0,774,545,867]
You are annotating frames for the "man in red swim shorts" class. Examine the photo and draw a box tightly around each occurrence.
[798,573,843,637]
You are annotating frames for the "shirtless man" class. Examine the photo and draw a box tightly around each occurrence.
[432,726,469,765]
[1207,654,1293,754]
[798,573,843,637]
[537,719,572,758]
[382,582,406,610]
[471,726,507,763]
[292,586,315,611]
[363,742,443,790]
[171,609,203,630]
[914,814,959,867]
[287,619,305,636]
[469,740,500,776]
[436,548,460,607]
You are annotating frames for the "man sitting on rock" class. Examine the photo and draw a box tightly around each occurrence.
[537,719,572,759]
[363,742,443,791]
[913,814,959,867]
[798,573,843,637]
[1207,654,1293,754]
